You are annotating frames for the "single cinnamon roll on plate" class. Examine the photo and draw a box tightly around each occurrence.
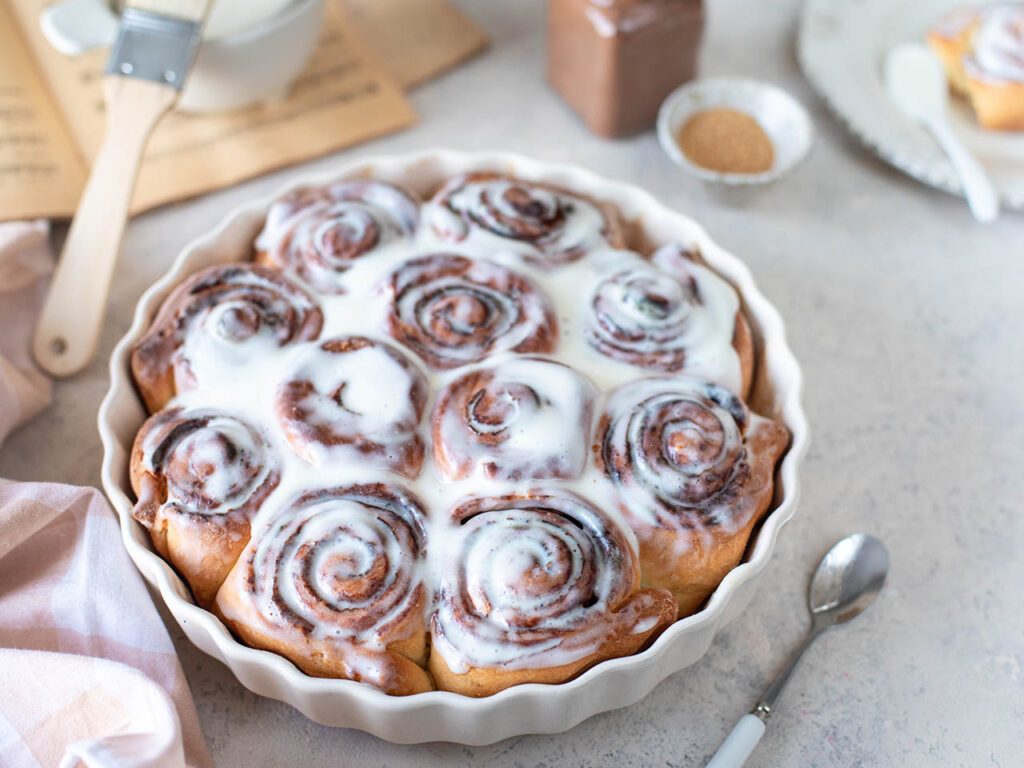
[429,489,678,697]
[384,253,559,370]
[432,356,596,481]
[426,172,626,268]
[596,376,788,617]
[131,264,323,413]
[216,483,433,696]
[927,4,1024,130]
[275,336,428,477]
[130,407,280,605]
[255,180,420,293]
[585,245,754,398]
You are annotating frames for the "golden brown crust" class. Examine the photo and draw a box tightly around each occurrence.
[214,483,434,696]
[635,417,788,616]
[596,377,788,617]
[733,309,756,401]
[429,587,676,697]
[966,78,1024,131]
[428,490,678,696]
[130,408,280,605]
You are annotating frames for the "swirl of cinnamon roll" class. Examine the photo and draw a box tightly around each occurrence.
[275,336,427,477]
[585,246,751,396]
[384,253,559,369]
[432,357,595,481]
[428,490,677,697]
[216,483,433,695]
[255,181,420,294]
[130,408,280,605]
[965,5,1024,84]
[130,264,323,413]
[596,376,789,616]
[427,173,625,268]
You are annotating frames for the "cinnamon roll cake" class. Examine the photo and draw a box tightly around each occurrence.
[127,171,788,696]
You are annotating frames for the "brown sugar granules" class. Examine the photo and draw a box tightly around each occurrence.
[677,108,775,174]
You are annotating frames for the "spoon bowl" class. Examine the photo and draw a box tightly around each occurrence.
[809,533,889,629]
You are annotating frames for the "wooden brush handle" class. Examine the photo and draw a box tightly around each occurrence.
[33,76,177,378]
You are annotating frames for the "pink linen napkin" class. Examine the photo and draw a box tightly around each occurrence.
[0,221,54,445]
[0,481,213,768]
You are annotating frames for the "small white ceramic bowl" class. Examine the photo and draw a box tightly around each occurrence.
[40,0,323,113]
[98,150,808,745]
[658,77,814,186]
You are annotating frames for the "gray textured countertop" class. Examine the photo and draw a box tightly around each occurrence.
[2,0,1021,765]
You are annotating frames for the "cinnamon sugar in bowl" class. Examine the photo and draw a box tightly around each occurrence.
[658,78,813,185]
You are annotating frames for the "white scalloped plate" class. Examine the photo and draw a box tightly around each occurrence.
[97,151,808,745]
[799,0,1024,210]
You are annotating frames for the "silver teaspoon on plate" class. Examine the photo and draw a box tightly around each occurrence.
[705,533,890,768]
[884,43,999,223]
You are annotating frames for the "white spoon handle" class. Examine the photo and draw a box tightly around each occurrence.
[705,714,766,768]
[927,119,999,223]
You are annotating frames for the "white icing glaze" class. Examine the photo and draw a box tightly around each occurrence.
[386,254,558,369]
[966,5,1024,83]
[167,267,321,394]
[275,338,425,474]
[433,356,595,481]
[140,409,276,519]
[597,376,765,546]
[429,492,646,673]
[583,244,741,388]
[255,181,419,293]
[153,176,756,681]
[246,492,423,645]
[425,175,616,267]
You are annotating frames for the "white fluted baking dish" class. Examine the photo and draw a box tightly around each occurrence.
[98,150,808,744]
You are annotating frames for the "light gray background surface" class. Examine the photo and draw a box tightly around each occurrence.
[2,1,1021,765]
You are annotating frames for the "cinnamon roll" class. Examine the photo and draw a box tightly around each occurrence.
[928,4,1024,130]
[426,173,626,268]
[586,245,753,398]
[130,408,280,605]
[275,336,427,477]
[384,253,559,369]
[596,376,788,617]
[215,483,433,695]
[432,357,595,481]
[429,490,678,697]
[131,264,323,413]
[255,181,420,293]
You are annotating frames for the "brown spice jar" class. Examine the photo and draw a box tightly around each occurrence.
[677,108,774,174]
[547,0,705,138]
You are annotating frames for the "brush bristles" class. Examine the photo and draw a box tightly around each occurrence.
[125,0,214,22]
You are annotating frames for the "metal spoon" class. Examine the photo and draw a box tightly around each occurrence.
[884,43,999,223]
[705,533,890,768]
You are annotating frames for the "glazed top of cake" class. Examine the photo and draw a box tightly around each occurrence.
[135,173,772,677]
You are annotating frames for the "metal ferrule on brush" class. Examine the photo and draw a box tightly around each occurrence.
[105,7,203,88]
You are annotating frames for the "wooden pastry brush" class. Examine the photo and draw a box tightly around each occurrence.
[33,0,213,377]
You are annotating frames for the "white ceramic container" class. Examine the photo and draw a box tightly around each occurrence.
[97,150,808,745]
[39,0,324,113]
